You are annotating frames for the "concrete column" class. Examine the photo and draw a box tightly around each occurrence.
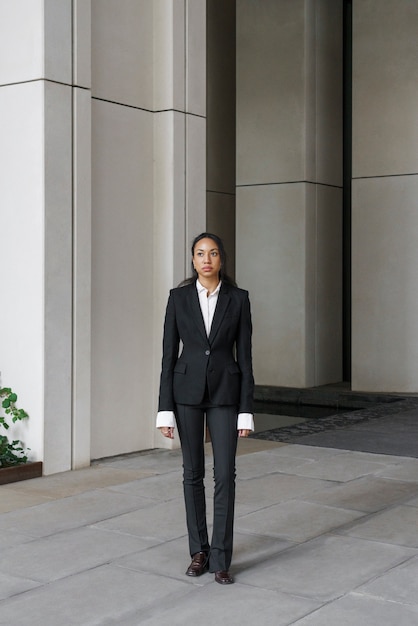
[236,0,343,388]
[91,0,155,459]
[351,0,418,391]
[0,0,74,474]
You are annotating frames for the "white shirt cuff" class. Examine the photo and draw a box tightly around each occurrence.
[156,411,176,428]
[156,410,254,431]
[237,413,254,431]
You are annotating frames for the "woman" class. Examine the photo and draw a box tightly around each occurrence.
[156,232,254,585]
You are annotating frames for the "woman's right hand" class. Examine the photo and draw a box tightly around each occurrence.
[159,427,174,439]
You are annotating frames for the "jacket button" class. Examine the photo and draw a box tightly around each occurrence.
[205,350,210,355]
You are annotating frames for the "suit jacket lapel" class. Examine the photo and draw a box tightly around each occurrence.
[189,284,208,342]
[209,284,231,344]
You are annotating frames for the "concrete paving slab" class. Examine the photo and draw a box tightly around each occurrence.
[0,526,155,583]
[0,529,34,550]
[114,535,212,584]
[291,592,418,625]
[235,534,417,601]
[0,489,152,537]
[376,458,418,482]
[235,450,316,479]
[337,504,418,547]
[0,486,52,512]
[5,465,156,499]
[304,476,418,512]
[105,469,183,502]
[235,472,335,511]
[94,497,188,542]
[0,564,192,626]
[333,450,416,464]
[406,494,418,506]
[290,453,392,482]
[0,571,40,601]
[266,444,348,461]
[96,448,183,473]
[236,438,285,455]
[235,500,364,542]
[113,584,322,626]
[229,530,295,573]
[357,554,418,607]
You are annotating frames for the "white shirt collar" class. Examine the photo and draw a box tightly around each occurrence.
[196,279,222,296]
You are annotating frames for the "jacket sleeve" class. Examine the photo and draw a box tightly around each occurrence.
[236,291,254,414]
[158,290,180,412]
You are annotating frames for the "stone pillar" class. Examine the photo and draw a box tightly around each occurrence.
[236,0,343,388]
[0,0,80,473]
[351,0,418,391]
[90,0,156,459]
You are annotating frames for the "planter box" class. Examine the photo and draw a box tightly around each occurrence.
[0,461,43,485]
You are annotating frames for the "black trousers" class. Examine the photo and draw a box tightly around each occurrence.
[175,404,238,572]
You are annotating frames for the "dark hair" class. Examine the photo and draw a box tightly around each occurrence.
[178,232,237,287]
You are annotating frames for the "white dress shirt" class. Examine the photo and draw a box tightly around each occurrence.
[156,280,254,431]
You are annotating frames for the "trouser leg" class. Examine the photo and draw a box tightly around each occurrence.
[175,404,210,556]
[206,406,238,572]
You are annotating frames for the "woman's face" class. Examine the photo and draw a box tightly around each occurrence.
[192,237,221,282]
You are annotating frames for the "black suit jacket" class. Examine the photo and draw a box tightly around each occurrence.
[158,282,254,413]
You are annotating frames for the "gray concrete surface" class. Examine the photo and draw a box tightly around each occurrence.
[1,436,418,625]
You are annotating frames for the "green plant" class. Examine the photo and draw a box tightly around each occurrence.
[0,387,29,467]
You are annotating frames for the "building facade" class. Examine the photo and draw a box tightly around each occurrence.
[1,0,417,474]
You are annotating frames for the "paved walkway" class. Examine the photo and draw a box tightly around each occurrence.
[1,434,418,625]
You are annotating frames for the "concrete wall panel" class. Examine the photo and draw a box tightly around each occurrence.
[186,0,206,117]
[44,81,73,474]
[44,0,72,83]
[0,0,44,84]
[72,87,92,469]
[0,82,45,463]
[91,100,154,459]
[237,0,306,185]
[236,184,309,386]
[353,0,418,178]
[91,0,153,109]
[352,175,418,391]
[153,0,185,111]
[73,0,92,88]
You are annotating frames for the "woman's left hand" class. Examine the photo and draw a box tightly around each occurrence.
[159,427,174,439]
[238,429,251,438]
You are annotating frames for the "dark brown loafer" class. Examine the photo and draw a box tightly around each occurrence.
[185,552,209,577]
[215,570,234,585]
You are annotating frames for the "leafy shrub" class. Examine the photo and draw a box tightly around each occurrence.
[0,387,29,467]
